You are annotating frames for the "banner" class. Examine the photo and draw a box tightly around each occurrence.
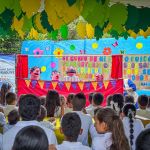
[17,79,123,106]
[0,55,16,92]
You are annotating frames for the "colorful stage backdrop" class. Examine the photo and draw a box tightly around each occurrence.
[16,37,150,105]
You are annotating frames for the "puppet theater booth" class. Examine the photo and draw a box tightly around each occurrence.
[16,37,150,106]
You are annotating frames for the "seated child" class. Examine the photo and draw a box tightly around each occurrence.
[56,112,91,150]
[64,93,74,114]
[86,93,103,117]
[85,93,94,110]
[106,95,113,107]
[92,108,130,150]
[72,93,93,146]
[39,96,46,106]
[122,103,144,150]
[136,95,150,119]
[37,105,55,130]
[3,92,18,117]
[3,109,20,133]
[124,95,134,104]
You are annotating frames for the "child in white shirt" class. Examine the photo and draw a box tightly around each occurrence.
[64,93,74,114]
[92,108,130,150]
[86,93,103,117]
[72,93,93,146]
[56,112,91,150]
[85,93,94,110]
[122,103,144,150]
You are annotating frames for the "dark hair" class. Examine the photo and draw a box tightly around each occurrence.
[72,93,86,111]
[39,96,46,106]
[112,94,124,114]
[93,93,103,106]
[67,93,75,104]
[94,107,101,115]
[96,108,130,150]
[37,105,47,121]
[125,95,134,104]
[5,92,17,105]
[106,95,113,106]
[19,94,41,121]
[138,95,149,108]
[123,103,136,147]
[61,112,81,142]
[12,125,49,150]
[0,82,11,105]
[88,93,94,104]
[136,128,150,150]
[46,90,60,117]
[30,66,41,74]
[8,109,20,125]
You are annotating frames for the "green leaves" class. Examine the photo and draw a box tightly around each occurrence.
[0,9,14,30]
[94,25,103,40]
[40,11,53,32]
[60,24,68,39]
[109,3,127,33]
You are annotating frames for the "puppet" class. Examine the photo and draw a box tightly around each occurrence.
[30,66,41,80]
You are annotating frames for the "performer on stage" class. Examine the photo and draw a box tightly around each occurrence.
[30,66,41,80]
[124,78,138,103]
[64,66,80,82]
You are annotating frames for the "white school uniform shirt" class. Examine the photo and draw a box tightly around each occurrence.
[73,111,93,146]
[86,105,101,117]
[3,120,57,150]
[122,117,144,150]
[90,124,112,150]
[56,141,91,150]
[3,105,18,117]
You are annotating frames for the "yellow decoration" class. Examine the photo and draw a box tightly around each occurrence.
[29,28,39,39]
[136,42,143,49]
[78,82,84,90]
[41,66,46,72]
[91,82,97,90]
[45,0,83,29]
[65,82,71,91]
[25,80,31,87]
[134,69,138,75]
[53,48,64,58]
[38,80,45,89]
[86,23,94,39]
[52,82,58,89]
[135,63,138,68]
[104,81,109,89]
[92,42,98,49]
[127,69,131,75]
[76,22,86,38]
[88,68,91,74]
[127,63,131,68]
[20,0,41,18]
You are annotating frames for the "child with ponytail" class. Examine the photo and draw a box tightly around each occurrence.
[92,108,130,150]
[122,103,144,150]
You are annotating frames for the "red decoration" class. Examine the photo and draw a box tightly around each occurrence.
[103,47,112,55]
